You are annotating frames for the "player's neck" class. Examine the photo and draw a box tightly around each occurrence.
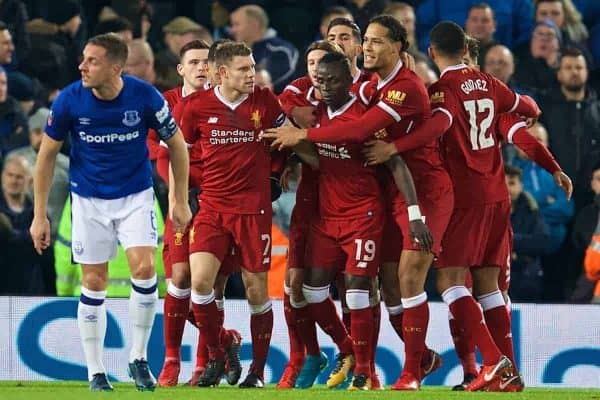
[93,76,124,101]
[435,57,464,76]
[218,84,246,103]
[329,93,352,111]
[350,61,359,80]
[182,83,199,96]
[377,55,401,82]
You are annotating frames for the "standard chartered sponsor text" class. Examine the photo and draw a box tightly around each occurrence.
[210,128,255,145]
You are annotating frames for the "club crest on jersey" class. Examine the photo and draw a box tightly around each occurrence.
[251,110,261,129]
[374,128,388,139]
[174,231,184,246]
[430,91,445,104]
[383,90,406,105]
[122,110,141,127]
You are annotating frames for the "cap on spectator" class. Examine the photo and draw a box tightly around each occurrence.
[28,107,50,131]
[47,0,81,25]
[9,73,35,102]
[162,17,203,35]
[535,19,563,47]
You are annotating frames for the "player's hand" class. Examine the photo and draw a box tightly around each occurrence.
[171,202,192,233]
[261,126,307,150]
[291,106,317,128]
[30,215,51,255]
[409,220,433,253]
[401,51,416,72]
[553,170,573,200]
[363,140,398,165]
[525,117,537,128]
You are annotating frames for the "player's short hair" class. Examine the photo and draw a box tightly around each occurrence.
[560,46,585,64]
[305,40,344,61]
[504,164,522,180]
[468,2,495,19]
[180,39,210,59]
[368,15,410,52]
[318,52,352,78]
[465,35,480,61]
[327,17,362,41]
[321,6,352,25]
[208,39,233,63]
[430,21,466,58]
[215,41,252,67]
[94,16,134,36]
[87,33,129,66]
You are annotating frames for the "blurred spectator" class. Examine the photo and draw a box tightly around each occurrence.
[0,66,28,161]
[8,71,37,115]
[505,165,549,302]
[0,155,54,295]
[255,66,273,90]
[340,0,388,32]
[0,21,14,66]
[230,4,299,93]
[94,16,134,42]
[465,3,498,66]
[514,19,562,92]
[25,0,83,86]
[318,6,353,40]
[414,58,438,87]
[416,0,534,51]
[382,2,428,60]
[155,16,211,91]
[125,39,155,84]
[512,122,574,252]
[483,44,532,94]
[569,163,600,302]
[535,0,591,60]
[8,107,68,239]
[540,47,600,212]
[0,0,29,64]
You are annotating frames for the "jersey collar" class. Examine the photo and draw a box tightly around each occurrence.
[327,93,357,120]
[306,86,320,106]
[377,58,404,90]
[352,68,362,84]
[440,63,468,78]
[214,85,249,110]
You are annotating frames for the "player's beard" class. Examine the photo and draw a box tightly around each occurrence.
[563,81,584,93]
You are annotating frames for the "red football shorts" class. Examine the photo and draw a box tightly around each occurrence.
[156,147,169,184]
[287,204,315,269]
[306,213,384,277]
[437,200,512,271]
[189,208,272,273]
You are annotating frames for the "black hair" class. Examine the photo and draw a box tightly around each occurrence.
[430,21,466,57]
[368,15,409,52]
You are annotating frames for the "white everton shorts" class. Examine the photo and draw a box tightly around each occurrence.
[71,187,158,264]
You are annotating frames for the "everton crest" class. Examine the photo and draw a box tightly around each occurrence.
[122,110,141,127]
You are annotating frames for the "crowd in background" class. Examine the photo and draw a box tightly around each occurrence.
[0,0,598,304]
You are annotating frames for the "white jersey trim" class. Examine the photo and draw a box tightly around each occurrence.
[377,101,402,122]
[506,121,527,144]
[432,107,453,125]
[284,84,302,94]
[508,93,520,113]
[358,81,371,105]
[327,94,357,120]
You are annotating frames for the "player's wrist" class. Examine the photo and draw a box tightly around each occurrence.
[408,205,423,222]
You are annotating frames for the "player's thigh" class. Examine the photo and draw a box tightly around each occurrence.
[71,193,118,265]
[288,205,313,269]
[398,249,434,297]
[115,187,158,251]
[230,213,273,274]
[340,214,384,282]
[395,200,452,257]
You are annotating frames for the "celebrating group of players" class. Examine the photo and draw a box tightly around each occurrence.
[151,12,573,393]
[29,9,573,393]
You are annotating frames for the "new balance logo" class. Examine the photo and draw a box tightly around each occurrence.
[208,117,218,123]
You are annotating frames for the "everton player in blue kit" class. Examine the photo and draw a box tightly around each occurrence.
[29,34,192,392]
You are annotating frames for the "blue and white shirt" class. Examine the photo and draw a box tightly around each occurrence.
[46,75,178,199]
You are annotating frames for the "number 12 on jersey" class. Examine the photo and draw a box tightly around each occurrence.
[463,98,495,151]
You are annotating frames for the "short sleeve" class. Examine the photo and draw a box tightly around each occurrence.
[263,89,286,128]
[428,82,460,126]
[145,86,178,141]
[375,81,424,122]
[176,98,198,145]
[45,89,71,141]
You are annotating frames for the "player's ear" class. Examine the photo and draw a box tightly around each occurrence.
[218,64,228,79]
[176,63,184,78]
[428,46,434,61]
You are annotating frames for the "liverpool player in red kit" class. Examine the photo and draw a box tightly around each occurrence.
[180,42,285,388]
[263,16,446,390]
[364,22,572,392]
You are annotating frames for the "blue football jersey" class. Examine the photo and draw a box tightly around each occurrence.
[46,75,178,199]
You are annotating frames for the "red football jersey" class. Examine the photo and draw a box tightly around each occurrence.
[180,86,285,214]
[314,95,383,219]
[428,64,521,206]
[369,60,450,207]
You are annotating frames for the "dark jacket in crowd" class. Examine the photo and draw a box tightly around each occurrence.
[0,0,30,63]
[0,96,29,160]
[510,191,549,302]
[0,194,55,295]
[540,86,600,211]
